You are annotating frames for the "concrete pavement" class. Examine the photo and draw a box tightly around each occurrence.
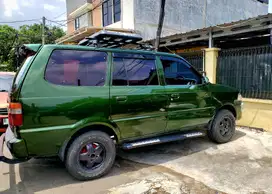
[0,127,271,194]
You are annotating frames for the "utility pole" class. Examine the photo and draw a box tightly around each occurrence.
[203,0,207,28]
[154,0,166,51]
[42,16,46,45]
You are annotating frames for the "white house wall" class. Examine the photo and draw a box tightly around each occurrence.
[134,0,268,40]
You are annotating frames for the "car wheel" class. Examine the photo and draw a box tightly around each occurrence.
[65,131,116,180]
[208,109,236,144]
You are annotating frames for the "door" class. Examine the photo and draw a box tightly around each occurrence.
[159,56,215,132]
[110,52,168,140]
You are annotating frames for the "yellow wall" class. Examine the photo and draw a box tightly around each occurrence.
[237,99,272,132]
[204,48,220,83]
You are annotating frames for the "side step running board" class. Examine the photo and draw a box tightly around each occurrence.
[122,131,206,150]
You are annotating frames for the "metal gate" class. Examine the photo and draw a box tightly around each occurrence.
[179,51,204,72]
[217,45,272,100]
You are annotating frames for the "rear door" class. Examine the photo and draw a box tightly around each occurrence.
[110,52,168,140]
[159,56,215,132]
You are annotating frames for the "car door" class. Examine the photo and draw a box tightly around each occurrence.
[159,56,215,132]
[110,52,168,140]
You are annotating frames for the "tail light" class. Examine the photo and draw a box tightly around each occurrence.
[8,103,23,127]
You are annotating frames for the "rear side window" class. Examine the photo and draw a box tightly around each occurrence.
[112,53,158,86]
[45,50,107,86]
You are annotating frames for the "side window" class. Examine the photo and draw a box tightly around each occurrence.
[112,54,158,86]
[45,50,107,86]
[161,57,202,85]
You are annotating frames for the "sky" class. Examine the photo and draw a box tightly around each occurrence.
[0,0,67,30]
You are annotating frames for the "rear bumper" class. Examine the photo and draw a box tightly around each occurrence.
[0,126,29,163]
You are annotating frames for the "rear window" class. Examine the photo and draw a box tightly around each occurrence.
[45,50,107,86]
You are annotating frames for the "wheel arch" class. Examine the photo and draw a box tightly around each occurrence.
[58,122,120,162]
[217,103,237,118]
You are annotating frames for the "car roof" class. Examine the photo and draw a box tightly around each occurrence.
[43,44,183,59]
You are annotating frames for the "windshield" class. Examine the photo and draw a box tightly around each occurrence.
[0,74,14,92]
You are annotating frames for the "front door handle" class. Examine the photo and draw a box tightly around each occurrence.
[171,94,180,99]
[116,96,128,102]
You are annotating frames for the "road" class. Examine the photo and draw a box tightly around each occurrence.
[0,127,271,194]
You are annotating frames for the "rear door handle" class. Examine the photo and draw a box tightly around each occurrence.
[115,96,128,102]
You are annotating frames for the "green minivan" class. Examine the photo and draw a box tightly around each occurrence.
[1,43,242,180]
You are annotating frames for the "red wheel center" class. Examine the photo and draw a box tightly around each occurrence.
[80,147,87,153]
[80,144,98,153]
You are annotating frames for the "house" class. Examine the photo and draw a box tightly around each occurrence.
[56,0,268,44]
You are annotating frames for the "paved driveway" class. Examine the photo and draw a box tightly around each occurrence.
[0,128,271,194]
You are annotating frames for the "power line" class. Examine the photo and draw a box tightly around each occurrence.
[46,19,68,27]
[0,18,41,24]
[52,12,67,19]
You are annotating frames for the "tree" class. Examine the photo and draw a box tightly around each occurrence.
[0,25,18,63]
[0,24,65,71]
[18,24,65,44]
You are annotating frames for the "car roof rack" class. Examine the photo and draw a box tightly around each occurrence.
[78,30,154,51]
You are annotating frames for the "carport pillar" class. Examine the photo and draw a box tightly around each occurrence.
[204,48,220,84]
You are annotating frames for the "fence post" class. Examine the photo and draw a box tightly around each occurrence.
[204,48,220,83]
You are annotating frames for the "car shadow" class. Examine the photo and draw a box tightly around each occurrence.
[0,130,246,194]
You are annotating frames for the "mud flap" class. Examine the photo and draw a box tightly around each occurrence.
[0,133,28,164]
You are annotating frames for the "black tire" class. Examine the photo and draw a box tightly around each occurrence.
[208,109,236,144]
[65,131,116,180]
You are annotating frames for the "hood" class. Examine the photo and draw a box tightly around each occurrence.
[0,92,8,108]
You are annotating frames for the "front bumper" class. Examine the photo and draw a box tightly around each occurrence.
[234,100,243,120]
[0,126,29,164]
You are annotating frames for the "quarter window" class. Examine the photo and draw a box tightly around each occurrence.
[161,56,202,85]
[112,53,158,86]
[45,50,107,86]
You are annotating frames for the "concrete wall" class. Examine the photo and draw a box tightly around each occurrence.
[122,0,135,30]
[237,99,272,132]
[134,0,268,40]
[92,1,103,27]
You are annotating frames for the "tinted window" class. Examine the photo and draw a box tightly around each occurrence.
[161,57,202,85]
[112,54,158,86]
[45,50,107,86]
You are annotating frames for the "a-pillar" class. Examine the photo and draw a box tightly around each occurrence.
[204,48,220,83]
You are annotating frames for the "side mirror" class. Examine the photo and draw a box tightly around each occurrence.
[200,71,209,83]
[204,76,210,83]
[200,71,206,77]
